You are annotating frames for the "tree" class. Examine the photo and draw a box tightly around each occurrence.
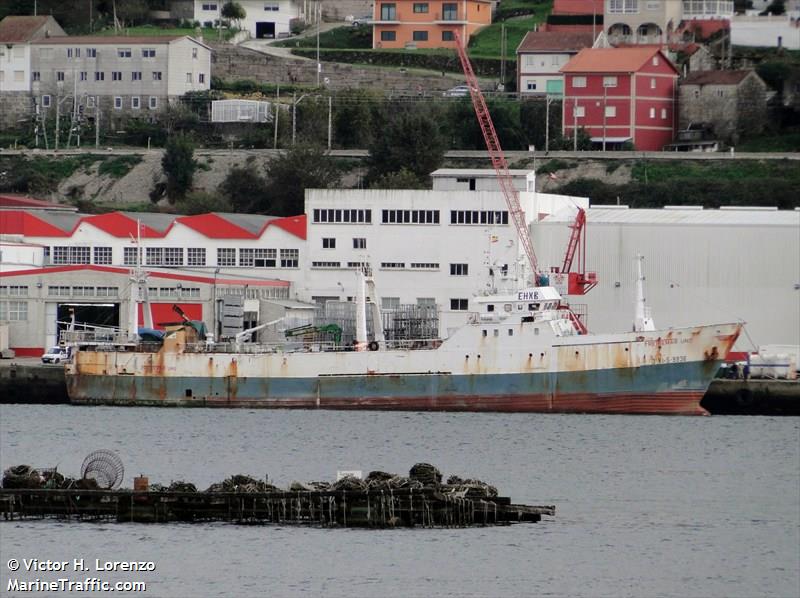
[161,134,197,202]
[261,144,342,215]
[221,1,246,28]
[219,160,269,212]
[365,108,446,185]
[175,191,233,215]
[369,168,428,190]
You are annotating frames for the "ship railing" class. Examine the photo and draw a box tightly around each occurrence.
[182,338,442,354]
[62,330,130,345]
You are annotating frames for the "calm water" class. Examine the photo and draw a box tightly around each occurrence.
[1,405,798,598]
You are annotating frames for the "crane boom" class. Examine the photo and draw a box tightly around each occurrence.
[453,32,540,281]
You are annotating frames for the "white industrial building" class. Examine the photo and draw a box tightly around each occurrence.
[2,174,798,355]
[194,0,303,39]
[532,205,800,350]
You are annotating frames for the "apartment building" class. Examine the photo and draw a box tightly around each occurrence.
[0,16,66,128]
[604,0,735,45]
[516,31,595,96]
[561,46,679,150]
[372,0,493,49]
[29,35,211,124]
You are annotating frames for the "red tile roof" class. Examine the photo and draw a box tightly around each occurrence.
[552,0,604,15]
[677,19,730,41]
[517,31,595,53]
[682,70,757,86]
[0,16,57,43]
[0,194,77,211]
[561,47,676,74]
[0,210,308,240]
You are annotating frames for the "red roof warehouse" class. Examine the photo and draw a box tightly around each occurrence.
[560,47,679,151]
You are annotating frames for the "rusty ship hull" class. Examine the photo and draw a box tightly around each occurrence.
[66,322,742,415]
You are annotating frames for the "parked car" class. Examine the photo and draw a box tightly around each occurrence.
[347,15,372,27]
[41,346,70,364]
[443,85,472,97]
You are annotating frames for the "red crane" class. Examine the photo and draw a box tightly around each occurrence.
[453,32,541,283]
[557,207,597,295]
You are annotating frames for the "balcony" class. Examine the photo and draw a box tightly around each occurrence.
[682,0,734,19]
[434,12,464,24]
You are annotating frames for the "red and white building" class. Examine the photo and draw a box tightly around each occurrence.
[560,46,679,151]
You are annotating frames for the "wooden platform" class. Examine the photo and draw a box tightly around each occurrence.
[0,488,555,528]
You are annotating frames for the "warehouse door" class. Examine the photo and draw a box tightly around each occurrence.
[56,303,120,344]
[256,22,276,38]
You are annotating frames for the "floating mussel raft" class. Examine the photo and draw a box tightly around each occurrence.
[1,463,554,528]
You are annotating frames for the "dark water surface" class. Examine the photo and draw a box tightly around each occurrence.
[1,405,798,598]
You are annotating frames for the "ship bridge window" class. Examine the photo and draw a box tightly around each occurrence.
[504,304,512,312]
[535,328,539,335]
[529,303,540,311]
[487,304,495,312]
[493,329,499,337]
[508,329,513,336]
[482,330,487,337]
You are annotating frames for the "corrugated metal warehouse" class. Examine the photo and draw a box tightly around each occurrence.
[531,206,800,349]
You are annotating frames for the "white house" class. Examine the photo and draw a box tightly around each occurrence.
[731,14,800,50]
[516,31,595,96]
[194,0,303,39]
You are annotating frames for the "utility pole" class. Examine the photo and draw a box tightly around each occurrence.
[573,98,578,151]
[327,95,332,150]
[292,91,296,145]
[602,83,607,152]
[316,1,321,87]
[274,84,280,149]
[545,95,550,151]
[55,94,60,151]
[95,100,100,149]
[500,24,506,90]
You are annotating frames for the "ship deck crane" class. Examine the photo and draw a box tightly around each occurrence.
[453,34,594,332]
[453,32,542,285]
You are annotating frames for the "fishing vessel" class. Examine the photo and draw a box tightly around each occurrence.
[64,264,741,415]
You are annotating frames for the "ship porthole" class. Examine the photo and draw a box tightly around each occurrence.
[368,341,379,351]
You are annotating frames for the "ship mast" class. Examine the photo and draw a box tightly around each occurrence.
[633,254,655,332]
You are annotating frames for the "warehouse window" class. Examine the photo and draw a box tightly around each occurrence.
[322,237,336,249]
[382,297,400,310]
[164,248,184,266]
[123,247,141,266]
[280,249,299,268]
[353,238,366,249]
[313,208,372,223]
[187,247,206,266]
[52,246,90,265]
[48,286,71,297]
[0,301,28,321]
[93,246,112,265]
[96,287,118,297]
[217,248,236,266]
[450,210,508,225]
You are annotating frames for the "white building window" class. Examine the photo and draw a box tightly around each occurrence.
[380,262,405,269]
[322,237,336,249]
[450,298,469,311]
[353,238,366,249]
[186,73,193,83]
[117,48,131,58]
[202,3,218,10]
[142,48,156,58]
[449,263,469,276]
[124,247,140,266]
[199,73,206,84]
[132,71,142,81]
[187,247,206,266]
[605,105,616,117]
[192,47,198,59]
[152,71,162,81]
[41,95,51,108]
[114,96,123,110]
[57,71,65,81]
[217,248,236,266]
[280,249,299,268]
[164,247,184,266]
[112,71,122,81]
[572,76,586,88]
[0,301,28,321]
[132,96,140,109]
[382,297,400,310]
[86,48,97,57]
[149,96,158,109]
[527,82,537,91]
[96,286,118,297]
[93,246,113,265]
[264,3,279,10]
